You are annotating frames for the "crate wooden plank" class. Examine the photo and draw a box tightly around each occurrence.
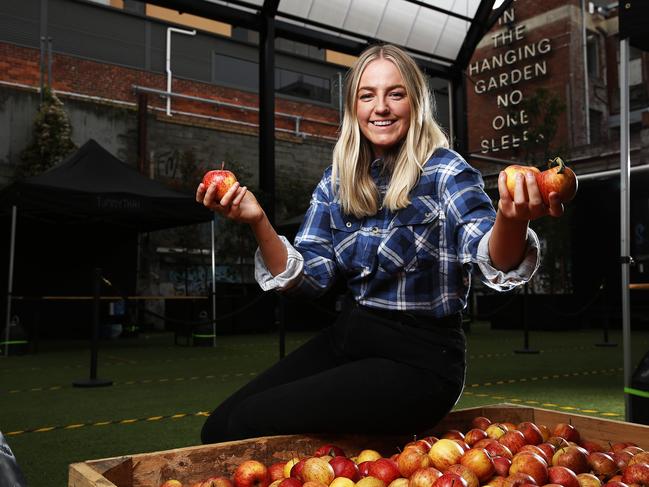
[69,404,649,487]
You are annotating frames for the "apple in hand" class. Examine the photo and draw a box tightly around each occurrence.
[234,460,271,487]
[202,163,238,201]
[330,456,359,481]
[503,165,541,199]
[535,157,578,205]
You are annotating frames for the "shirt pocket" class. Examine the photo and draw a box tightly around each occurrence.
[329,204,364,271]
[378,197,441,274]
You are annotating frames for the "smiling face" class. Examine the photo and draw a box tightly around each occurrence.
[356,58,411,157]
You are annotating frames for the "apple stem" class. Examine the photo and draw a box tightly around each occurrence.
[221,161,225,170]
[549,156,566,174]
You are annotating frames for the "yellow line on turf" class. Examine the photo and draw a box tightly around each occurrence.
[65,424,84,429]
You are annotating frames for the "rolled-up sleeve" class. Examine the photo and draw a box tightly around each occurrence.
[254,236,304,291]
[476,227,540,291]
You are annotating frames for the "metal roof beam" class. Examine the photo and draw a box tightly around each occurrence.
[401,0,473,22]
[454,0,498,72]
[145,0,261,30]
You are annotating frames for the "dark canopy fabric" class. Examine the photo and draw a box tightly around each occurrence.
[0,139,212,231]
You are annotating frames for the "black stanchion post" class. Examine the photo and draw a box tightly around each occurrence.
[515,282,539,354]
[596,279,617,347]
[73,268,113,388]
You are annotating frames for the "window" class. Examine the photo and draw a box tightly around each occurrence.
[589,109,602,144]
[213,54,332,103]
[586,33,599,78]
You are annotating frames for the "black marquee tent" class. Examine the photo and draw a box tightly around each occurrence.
[0,139,213,342]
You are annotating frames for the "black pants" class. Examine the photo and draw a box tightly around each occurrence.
[200,298,466,443]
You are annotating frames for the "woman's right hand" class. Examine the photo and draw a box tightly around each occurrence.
[196,181,265,225]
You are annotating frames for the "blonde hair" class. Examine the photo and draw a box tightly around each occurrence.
[332,44,449,218]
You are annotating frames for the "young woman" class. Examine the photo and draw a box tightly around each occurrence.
[196,44,563,443]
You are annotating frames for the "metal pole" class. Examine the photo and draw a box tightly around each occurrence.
[165,27,196,116]
[39,36,45,101]
[47,37,52,89]
[619,37,632,422]
[3,206,17,358]
[211,218,217,348]
[447,80,454,150]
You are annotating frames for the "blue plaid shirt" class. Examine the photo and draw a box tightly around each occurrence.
[255,148,539,318]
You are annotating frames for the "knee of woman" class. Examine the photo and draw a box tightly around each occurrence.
[200,412,229,444]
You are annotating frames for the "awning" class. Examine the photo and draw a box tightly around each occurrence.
[147,0,511,76]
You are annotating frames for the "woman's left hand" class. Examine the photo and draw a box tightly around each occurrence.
[497,170,564,222]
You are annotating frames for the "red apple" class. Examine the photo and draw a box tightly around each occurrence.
[446,464,479,487]
[494,456,513,477]
[202,165,238,201]
[330,456,359,481]
[368,459,401,485]
[453,440,471,453]
[502,423,519,432]
[428,439,465,472]
[315,444,346,458]
[628,451,649,467]
[500,431,527,455]
[538,426,551,443]
[443,430,466,441]
[587,452,617,480]
[356,478,386,487]
[485,442,515,461]
[472,417,492,431]
[408,467,443,487]
[621,463,649,486]
[580,441,605,454]
[291,459,310,481]
[518,423,544,446]
[535,157,578,205]
[398,448,431,478]
[161,481,183,487]
[537,444,557,463]
[519,446,550,464]
[302,481,327,487]
[464,429,488,447]
[548,466,580,487]
[612,450,633,470]
[358,462,373,478]
[551,424,580,444]
[278,479,303,487]
[460,448,495,482]
[269,463,287,482]
[202,477,235,487]
[503,472,537,487]
[301,458,334,485]
[234,460,271,487]
[487,424,509,440]
[552,446,589,474]
[547,438,571,450]
[509,453,548,486]
[432,473,468,487]
[611,443,637,454]
[486,477,507,487]
[601,481,629,487]
[576,473,602,487]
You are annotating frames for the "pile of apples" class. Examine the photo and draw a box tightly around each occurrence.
[160,416,649,487]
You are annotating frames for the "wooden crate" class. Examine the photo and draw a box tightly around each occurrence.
[68,404,649,487]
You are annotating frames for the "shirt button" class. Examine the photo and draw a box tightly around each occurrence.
[372,226,379,234]
[346,222,352,228]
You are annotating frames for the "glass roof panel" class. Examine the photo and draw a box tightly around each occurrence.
[342,0,389,38]
[374,0,420,46]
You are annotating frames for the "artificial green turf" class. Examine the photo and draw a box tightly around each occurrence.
[1,324,647,487]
